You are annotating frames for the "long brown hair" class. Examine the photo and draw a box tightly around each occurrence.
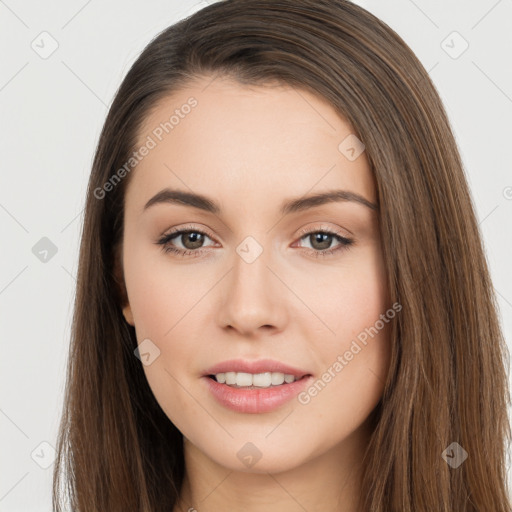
[52,1,511,510]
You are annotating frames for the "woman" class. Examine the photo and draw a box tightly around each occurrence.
[52,1,512,510]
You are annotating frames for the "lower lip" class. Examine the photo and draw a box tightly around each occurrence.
[202,375,313,414]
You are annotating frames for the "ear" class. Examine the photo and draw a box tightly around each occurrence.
[122,304,135,326]
[112,242,135,326]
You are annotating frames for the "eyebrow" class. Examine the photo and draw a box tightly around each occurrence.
[142,188,378,215]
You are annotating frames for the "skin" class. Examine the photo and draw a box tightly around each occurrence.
[120,75,392,512]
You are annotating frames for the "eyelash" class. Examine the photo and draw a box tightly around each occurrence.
[155,224,354,259]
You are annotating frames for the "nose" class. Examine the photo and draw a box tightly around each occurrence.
[218,247,288,337]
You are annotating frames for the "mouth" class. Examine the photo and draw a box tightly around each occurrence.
[206,372,311,389]
[201,362,314,414]
[202,359,313,413]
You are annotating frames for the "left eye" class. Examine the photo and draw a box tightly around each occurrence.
[155,227,354,257]
[296,231,351,252]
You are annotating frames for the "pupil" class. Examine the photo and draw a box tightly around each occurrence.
[184,232,204,249]
[311,233,331,250]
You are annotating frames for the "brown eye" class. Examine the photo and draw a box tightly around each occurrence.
[171,231,206,250]
[307,232,335,251]
[156,226,216,256]
[296,228,354,258]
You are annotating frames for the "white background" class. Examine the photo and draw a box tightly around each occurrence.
[0,0,511,510]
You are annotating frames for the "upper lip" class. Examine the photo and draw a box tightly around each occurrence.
[204,359,311,378]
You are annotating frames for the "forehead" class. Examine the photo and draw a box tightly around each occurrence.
[127,75,375,212]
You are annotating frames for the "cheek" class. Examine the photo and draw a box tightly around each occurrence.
[122,234,208,338]
[295,295,392,452]
[298,326,391,428]
[294,245,391,419]
[122,239,215,424]
[298,243,389,340]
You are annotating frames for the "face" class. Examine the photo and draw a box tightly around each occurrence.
[120,75,392,474]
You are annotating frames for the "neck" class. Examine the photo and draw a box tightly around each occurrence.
[173,419,372,512]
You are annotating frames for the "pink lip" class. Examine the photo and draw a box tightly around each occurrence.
[203,374,314,414]
[203,358,311,378]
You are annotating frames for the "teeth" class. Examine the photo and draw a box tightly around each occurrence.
[271,372,285,385]
[236,372,253,387]
[225,372,236,385]
[284,374,295,384]
[213,372,300,388]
